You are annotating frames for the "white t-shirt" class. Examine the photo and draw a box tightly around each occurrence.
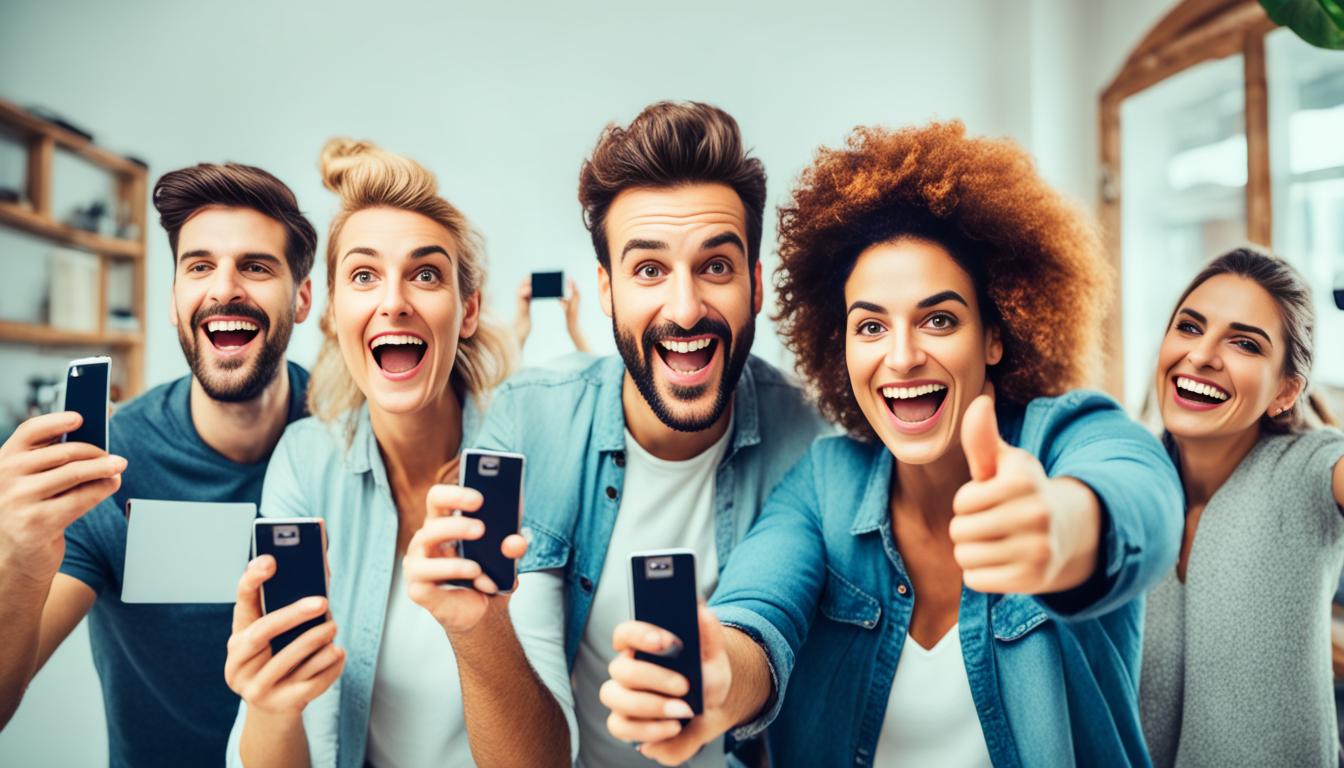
[366,562,573,768]
[873,625,992,767]
[572,425,733,768]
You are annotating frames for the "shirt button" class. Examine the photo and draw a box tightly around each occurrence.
[605,486,618,500]
[579,576,594,592]
[613,452,625,467]
[896,584,908,596]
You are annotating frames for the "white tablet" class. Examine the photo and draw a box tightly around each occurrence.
[122,499,257,604]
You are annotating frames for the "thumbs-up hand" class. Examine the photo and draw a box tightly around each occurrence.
[950,395,1102,595]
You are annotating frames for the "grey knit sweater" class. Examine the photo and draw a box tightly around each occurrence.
[1141,428,1344,767]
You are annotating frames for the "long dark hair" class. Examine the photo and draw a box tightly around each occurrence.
[1166,247,1322,433]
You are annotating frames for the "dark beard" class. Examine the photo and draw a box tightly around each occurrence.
[613,313,755,433]
[179,302,292,403]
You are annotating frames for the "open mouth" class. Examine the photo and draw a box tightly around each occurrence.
[370,333,427,375]
[203,319,260,351]
[1173,375,1229,406]
[882,383,949,424]
[655,336,719,376]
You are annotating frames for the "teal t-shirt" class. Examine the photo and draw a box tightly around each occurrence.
[59,362,308,768]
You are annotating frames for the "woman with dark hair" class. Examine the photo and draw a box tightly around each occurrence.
[1140,247,1344,768]
[598,122,1183,767]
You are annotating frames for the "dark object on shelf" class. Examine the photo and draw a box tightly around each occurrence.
[25,106,94,142]
[0,187,20,204]
[125,155,148,169]
[68,200,109,233]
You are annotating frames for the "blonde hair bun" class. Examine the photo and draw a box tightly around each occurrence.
[318,137,435,201]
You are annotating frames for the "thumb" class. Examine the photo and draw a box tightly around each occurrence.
[961,395,1004,482]
[698,604,725,663]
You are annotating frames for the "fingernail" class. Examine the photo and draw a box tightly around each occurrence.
[110,456,128,471]
[664,700,694,719]
[655,635,684,657]
[301,596,325,610]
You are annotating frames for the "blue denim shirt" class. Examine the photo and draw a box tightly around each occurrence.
[225,400,579,768]
[473,353,832,667]
[709,390,1183,768]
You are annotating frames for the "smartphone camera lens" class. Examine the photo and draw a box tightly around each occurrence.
[273,525,301,546]
[479,456,501,477]
[70,366,83,378]
[645,556,674,579]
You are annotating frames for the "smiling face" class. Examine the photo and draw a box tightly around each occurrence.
[844,238,1001,464]
[597,183,762,432]
[331,206,479,416]
[1156,273,1302,441]
[171,206,312,402]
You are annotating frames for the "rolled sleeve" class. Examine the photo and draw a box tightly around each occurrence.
[708,450,827,737]
[1033,394,1183,621]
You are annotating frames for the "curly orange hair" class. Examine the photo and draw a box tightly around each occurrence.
[775,121,1111,439]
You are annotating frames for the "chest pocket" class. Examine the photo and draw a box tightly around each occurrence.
[518,520,572,572]
[991,593,1049,642]
[819,565,881,629]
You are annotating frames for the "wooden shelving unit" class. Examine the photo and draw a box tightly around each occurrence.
[0,97,147,397]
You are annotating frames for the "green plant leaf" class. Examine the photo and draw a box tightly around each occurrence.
[1261,0,1344,49]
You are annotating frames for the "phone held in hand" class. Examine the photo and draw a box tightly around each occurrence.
[61,356,110,451]
[452,449,524,593]
[253,518,329,654]
[630,548,703,716]
[530,270,564,299]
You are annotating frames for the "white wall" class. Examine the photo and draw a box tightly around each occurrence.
[0,0,1180,764]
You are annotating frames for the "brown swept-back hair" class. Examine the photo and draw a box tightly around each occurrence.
[308,138,515,424]
[1165,247,1320,434]
[152,163,317,281]
[775,121,1110,440]
[578,101,766,269]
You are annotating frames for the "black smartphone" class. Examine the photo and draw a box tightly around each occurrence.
[454,449,524,593]
[630,549,703,715]
[253,519,329,654]
[61,356,110,451]
[530,271,564,299]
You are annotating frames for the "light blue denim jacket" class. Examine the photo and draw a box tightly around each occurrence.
[472,353,832,667]
[225,400,578,768]
[709,390,1184,768]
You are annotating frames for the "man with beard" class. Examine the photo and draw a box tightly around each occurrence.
[0,163,316,766]
[471,101,829,767]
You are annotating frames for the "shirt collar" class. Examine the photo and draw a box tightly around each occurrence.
[850,443,894,536]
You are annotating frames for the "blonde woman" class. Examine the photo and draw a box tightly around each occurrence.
[222,139,575,768]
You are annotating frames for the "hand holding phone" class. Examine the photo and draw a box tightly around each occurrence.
[0,411,124,583]
[224,520,342,716]
[603,584,738,763]
[404,454,528,634]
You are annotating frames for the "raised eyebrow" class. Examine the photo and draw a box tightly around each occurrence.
[239,252,283,265]
[178,249,212,262]
[341,246,379,264]
[700,232,746,254]
[621,238,668,262]
[916,290,968,310]
[409,245,451,261]
[847,300,886,316]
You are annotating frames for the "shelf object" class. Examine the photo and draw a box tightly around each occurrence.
[0,97,148,397]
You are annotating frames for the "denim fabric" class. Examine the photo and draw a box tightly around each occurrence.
[709,390,1183,768]
[473,353,832,669]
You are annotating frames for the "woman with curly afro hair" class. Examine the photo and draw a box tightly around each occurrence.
[599,122,1184,767]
